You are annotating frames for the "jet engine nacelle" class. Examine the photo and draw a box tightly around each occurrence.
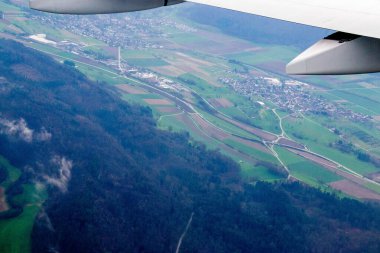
[287,32,380,75]
[30,0,183,14]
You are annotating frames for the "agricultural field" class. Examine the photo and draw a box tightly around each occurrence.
[275,147,343,187]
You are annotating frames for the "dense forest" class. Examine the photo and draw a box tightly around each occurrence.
[0,39,380,252]
[183,5,331,49]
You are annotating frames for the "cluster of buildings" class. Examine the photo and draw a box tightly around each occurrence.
[30,13,195,49]
[130,70,187,93]
[219,75,372,122]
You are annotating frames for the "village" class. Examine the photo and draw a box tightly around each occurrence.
[219,74,372,122]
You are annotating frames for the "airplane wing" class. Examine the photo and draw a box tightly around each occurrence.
[185,0,380,74]
[29,0,380,75]
[186,0,380,40]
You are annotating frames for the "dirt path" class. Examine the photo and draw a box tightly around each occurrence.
[175,212,194,253]
[272,109,287,139]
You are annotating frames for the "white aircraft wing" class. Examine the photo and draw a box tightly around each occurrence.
[186,0,380,74]
[30,0,380,74]
[187,0,380,40]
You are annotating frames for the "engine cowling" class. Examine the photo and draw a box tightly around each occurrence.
[30,0,183,14]
[287,32,380,75]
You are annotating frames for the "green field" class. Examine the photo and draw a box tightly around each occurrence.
[283,115,380,175]
[224,139,278,164]
[198,109,261,140]
[126,58,169,67]
[329,90,380,114]
[77,64,123,85]
[225,45,297,65]
[0,157,46,253]
[170,33,206,44]
[241,164,284,182]
[158,114,187,132]
[275,147,343,187]
[121,49,156,59]
[0,202,41,253]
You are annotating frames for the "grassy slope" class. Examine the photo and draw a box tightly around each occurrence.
[241,164,283,181]
[0,205,40,253]
[0,157,46,253]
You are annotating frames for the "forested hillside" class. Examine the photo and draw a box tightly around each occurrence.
[0,39,379,253]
